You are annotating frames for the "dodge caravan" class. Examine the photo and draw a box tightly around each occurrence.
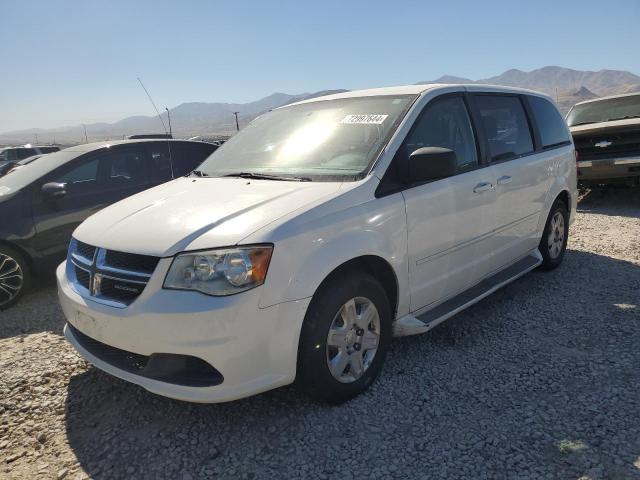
[58,84,577,403]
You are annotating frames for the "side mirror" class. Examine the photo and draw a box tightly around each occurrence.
[407,147,458,183]
[41,182,67,199]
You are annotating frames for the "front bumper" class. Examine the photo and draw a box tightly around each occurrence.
[577,157,640,182]
[57,261,310,403]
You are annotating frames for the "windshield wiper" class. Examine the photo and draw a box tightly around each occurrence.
[570,121,597,126]
[188,170,209,177]
[223,172,312,182]
[606,115,640,122]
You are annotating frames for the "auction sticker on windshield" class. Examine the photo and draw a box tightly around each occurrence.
[341,114,388,125]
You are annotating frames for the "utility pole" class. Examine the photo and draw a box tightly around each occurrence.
[82,124,88,143]
[555,87,559,104]
[34,133,38,144]
[165,107,172,137]
[233,112,240,132]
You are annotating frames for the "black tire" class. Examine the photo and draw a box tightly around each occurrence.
[538,199,569,270]
[297,271,392,404]
[0,245,30,310]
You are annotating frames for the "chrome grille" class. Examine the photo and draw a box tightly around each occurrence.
[573,129,640,161]
[67,238,159,308]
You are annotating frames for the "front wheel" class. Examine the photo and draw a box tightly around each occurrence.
[538,200,569,270]
[297,272,392,404]
[0,245,30,310]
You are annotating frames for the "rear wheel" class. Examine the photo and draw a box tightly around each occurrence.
[0,245,29,310]
[538,200,569,270]
[297,271,392,404]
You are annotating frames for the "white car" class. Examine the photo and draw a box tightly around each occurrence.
[0,144,60,165]
[57,84,577,403]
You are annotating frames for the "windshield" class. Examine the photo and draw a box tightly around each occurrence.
[0,150,81,196]
[567,94,640,126]
[196,95,416,180]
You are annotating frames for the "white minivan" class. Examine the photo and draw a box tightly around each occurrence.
[58,84,577,403]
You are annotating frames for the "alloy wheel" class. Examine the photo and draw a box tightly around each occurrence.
[547,211,565,259]
[326,296,381,383]
[0,253,24,308]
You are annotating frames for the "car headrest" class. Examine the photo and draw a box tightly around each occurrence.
[481,115,498,140]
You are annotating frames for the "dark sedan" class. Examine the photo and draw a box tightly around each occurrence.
[0,139,217,309]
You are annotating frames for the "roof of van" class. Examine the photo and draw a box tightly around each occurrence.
[286,83,551,106]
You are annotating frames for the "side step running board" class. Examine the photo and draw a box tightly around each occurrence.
[393,250,542,337]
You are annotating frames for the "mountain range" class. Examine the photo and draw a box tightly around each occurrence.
[2,66,639,145]
[419,66,640,114]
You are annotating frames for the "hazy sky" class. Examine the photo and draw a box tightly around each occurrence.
[1,0,639,132]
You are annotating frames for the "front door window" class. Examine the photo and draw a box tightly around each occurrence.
[405,96,478,170]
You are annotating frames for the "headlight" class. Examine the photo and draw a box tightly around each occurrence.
[163,245,273,296]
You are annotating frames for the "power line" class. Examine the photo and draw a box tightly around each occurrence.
[233,112,240,131]
[165,107,172,137]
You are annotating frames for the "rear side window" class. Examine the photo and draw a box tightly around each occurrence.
[474,95,534,161]
[105,149,147,188]
[171,142,217,176]
[147,143,173,183]
[528,96,571,148]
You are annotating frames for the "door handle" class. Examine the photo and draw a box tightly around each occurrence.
[473,182,493,193]
[497,175,512,185]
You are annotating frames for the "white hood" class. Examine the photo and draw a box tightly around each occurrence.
[73,177,343,256]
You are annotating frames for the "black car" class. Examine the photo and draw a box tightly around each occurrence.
[0,139,217,309]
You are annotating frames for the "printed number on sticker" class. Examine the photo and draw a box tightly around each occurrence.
[341,114,388,125]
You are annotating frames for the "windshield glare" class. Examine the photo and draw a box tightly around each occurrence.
[567,95,640,126]
[197,95,415,180]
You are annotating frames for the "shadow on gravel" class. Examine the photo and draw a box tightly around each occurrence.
[0,272,62,340]
[578,186,640,218]
[64,249,640,479]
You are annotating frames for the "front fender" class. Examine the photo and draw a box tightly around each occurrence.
[257,192,409,317]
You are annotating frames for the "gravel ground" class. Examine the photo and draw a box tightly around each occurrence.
[1,188,639,480]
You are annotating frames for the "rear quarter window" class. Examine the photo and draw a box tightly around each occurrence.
[147,143,173,183]
[528,96,571,148]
